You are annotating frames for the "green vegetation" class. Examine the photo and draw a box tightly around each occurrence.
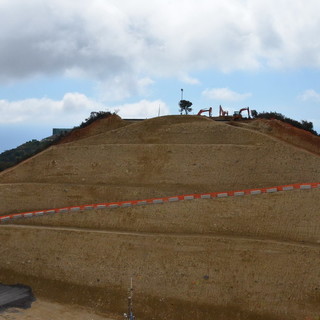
[0,139,53,171]
[79,111,112,128]
[179,100,193,115]
[252,111,319,136]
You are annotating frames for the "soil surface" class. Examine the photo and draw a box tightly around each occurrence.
[0,115,319,320]
[0,299,116,320]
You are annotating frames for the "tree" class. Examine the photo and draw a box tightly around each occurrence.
[179,100,193,115]
[251,109,258,118]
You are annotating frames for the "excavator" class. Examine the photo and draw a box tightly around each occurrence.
[197,107,212,117]
[233,107,251,120]
[219,105,229,117]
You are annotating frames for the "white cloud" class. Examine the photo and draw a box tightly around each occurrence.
[298,89,320,102]
[115,99,169,119]
[95,76,155,102]
[0,93,103,126]
[202,88,251,101]
[1,0,320,91]
[0,94,169,127]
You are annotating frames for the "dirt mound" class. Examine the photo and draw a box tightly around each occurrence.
[0,115,319,214]
[56,114,129,145]
[243,119,320,155]
[1,115,320,320]
[73,115,267,145]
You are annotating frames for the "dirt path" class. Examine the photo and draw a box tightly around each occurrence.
[2,224,319,249]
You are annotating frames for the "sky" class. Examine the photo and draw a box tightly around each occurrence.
[1,0,320,152]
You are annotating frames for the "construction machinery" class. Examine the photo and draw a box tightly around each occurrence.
[233,107,251,120]
[197,107,212,117]
[219,105,229,117]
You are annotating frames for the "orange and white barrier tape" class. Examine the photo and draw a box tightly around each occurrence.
[1,182,319,223]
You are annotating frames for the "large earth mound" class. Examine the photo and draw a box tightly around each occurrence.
[0,115,319,214]
[0,115,319,320]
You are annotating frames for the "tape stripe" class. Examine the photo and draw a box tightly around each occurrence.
[23,213,33,218]
[58,208,68,213]
[1,182,319,222]
[217,193,228,198]
[250,190,261,195]
[267,188,277,193]
[121,203,132,207]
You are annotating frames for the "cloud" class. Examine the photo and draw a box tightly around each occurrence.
[298,89,320,102]
[202,88,251,101]
[0,94,169,127]
[0,93,102,126]
[1,0,320,90]
[114,99,169,119]
[95,76,155,102]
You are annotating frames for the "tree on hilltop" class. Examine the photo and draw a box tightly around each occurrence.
[179,100,193,115]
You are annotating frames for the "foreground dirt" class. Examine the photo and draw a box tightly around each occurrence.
[0,299,116,320]
[1,189,320,320]
[0,115,320,320]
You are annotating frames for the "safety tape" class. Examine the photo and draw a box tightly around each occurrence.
[0,182,319,223]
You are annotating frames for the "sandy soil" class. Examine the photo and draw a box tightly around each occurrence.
[0,299,116,320]
[0,116,319,214]
[0,115,319,320]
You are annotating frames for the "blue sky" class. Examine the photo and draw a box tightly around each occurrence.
[0,0,320,153]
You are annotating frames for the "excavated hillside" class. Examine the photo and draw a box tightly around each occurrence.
[0,115,320,320]
[0,115,319,214]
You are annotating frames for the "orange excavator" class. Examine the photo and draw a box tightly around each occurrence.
[233,107,250,120]
[197,107,212,117]
[219,105,229,117]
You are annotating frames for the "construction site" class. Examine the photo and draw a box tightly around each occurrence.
[0,113,320,320]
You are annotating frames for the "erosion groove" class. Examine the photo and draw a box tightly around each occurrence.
[0,115,320,320]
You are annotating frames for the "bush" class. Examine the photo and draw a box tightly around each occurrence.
[79,111,112,128]
[252,111,319,136]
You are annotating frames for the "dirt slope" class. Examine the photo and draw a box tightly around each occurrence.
[0,115,320,320]
[1,189,320,320]
[56,114,130,144]
[230,118,320,155]
[0,115,319,214]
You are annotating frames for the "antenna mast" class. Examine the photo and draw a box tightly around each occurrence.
[124,278,135,320]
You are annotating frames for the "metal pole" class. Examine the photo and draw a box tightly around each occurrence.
[181,88,183,100]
